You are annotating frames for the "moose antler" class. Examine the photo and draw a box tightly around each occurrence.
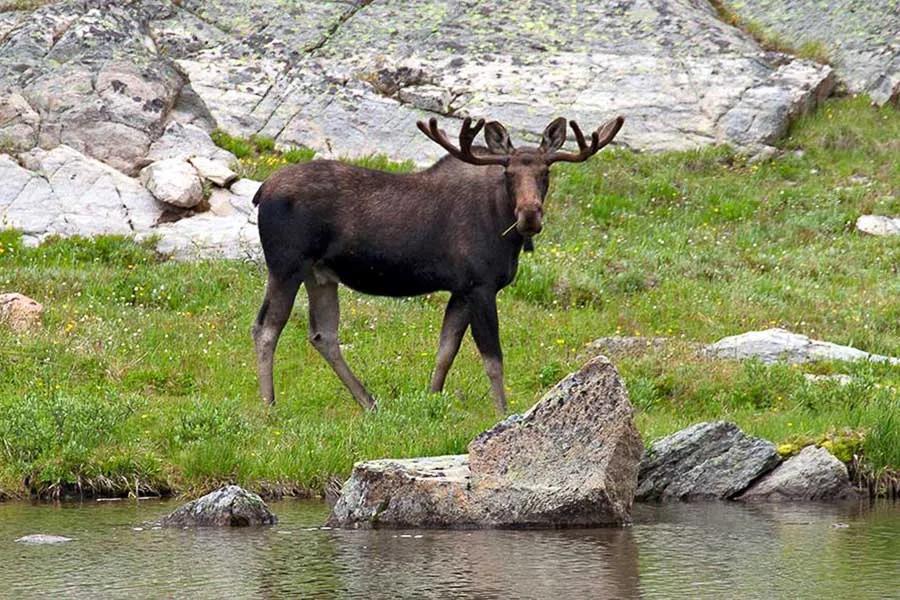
[545,116,624,164]
[417,117,510,166]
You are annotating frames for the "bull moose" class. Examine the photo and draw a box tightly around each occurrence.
[251,115,624,413]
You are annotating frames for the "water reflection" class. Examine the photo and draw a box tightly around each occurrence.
[0,499,897,599]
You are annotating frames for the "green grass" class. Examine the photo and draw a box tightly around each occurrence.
[709,0,831,64]
[1,96,898,499]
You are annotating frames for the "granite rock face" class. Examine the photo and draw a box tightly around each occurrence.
[738,446,857,502]
[704,328,900,366]
[328,356,644,528]
[636,421,781,501]
[724,0,900,105]
[161,0,833,162]
[159,485,277,527]
[0,146,163,245]
[1,0,842,257]
[0,0,191,174]
[0,292,43,333]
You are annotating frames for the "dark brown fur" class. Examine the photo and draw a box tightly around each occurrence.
[251,117,623,413]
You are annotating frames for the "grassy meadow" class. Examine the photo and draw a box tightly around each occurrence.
[1,96,898,499]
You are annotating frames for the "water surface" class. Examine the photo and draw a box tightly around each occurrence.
[1,499,897,598]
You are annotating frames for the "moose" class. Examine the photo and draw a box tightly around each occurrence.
[251,114,624,413]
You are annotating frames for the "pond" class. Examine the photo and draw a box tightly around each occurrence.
[1,499,897,598]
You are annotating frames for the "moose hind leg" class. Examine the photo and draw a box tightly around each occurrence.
[253,273,303,406]
[430,293,470,393]
[468,288,507,414]
[306,278,376,411]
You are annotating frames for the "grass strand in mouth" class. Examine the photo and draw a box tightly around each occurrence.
[0,96,897,500]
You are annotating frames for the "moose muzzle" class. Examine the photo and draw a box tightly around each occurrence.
[515,206,543,236]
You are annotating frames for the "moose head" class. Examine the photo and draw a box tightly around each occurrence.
[418,115,624,237]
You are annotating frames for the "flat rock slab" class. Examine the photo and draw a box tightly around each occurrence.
[15,534,73,544]
[723,0,900,105]
[329,356,644,529]
[637,421,781,501]
[159,485,277,527]
[704,328,900,365]
[738,446,857,502]
[857,215,900,236]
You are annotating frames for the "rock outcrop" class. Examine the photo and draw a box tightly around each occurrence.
[738,446,857,502]
[857,215,900,237]
[637,421,781,501]
[328,356,644,528]
[704,328,900,365]
[723,0,900,105]
[0,0,844,258]
[0,292,43,332]
[159,485,277,527]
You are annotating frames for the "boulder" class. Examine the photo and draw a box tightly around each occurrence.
[722,0,900,105]
[637,421,781,501]
[189,156,238,187]
[15,534,73,544]
[159,485,277,527]
[140,159,203,209]
[856,215,900,236]
[738,446,858,502]
[704,328,900,365]
[328,356,644,528]
[0,293,43,333]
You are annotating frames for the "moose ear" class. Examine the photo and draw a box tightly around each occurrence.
[484,121,514,155]
[539,117,567,153]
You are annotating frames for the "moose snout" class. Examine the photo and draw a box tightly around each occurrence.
[515,207,543,236]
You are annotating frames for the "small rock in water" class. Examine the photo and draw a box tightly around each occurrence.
[15,534,73,544]
[637,421,780,501]
[158,485,277,527]
[738,446,857,502]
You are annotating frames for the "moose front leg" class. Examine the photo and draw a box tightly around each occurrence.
[430,293,470,393]
[468,288,507,414]
[305,278,376,411]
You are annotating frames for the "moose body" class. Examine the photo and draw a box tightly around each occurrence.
[252,116,624,413]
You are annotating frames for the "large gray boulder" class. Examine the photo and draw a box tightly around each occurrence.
[738,446,858,502]
[637,421,781,501]
[328,356,644,528]
[704,328,900,365]
[159,485,277,527]
[723,0,900,105]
